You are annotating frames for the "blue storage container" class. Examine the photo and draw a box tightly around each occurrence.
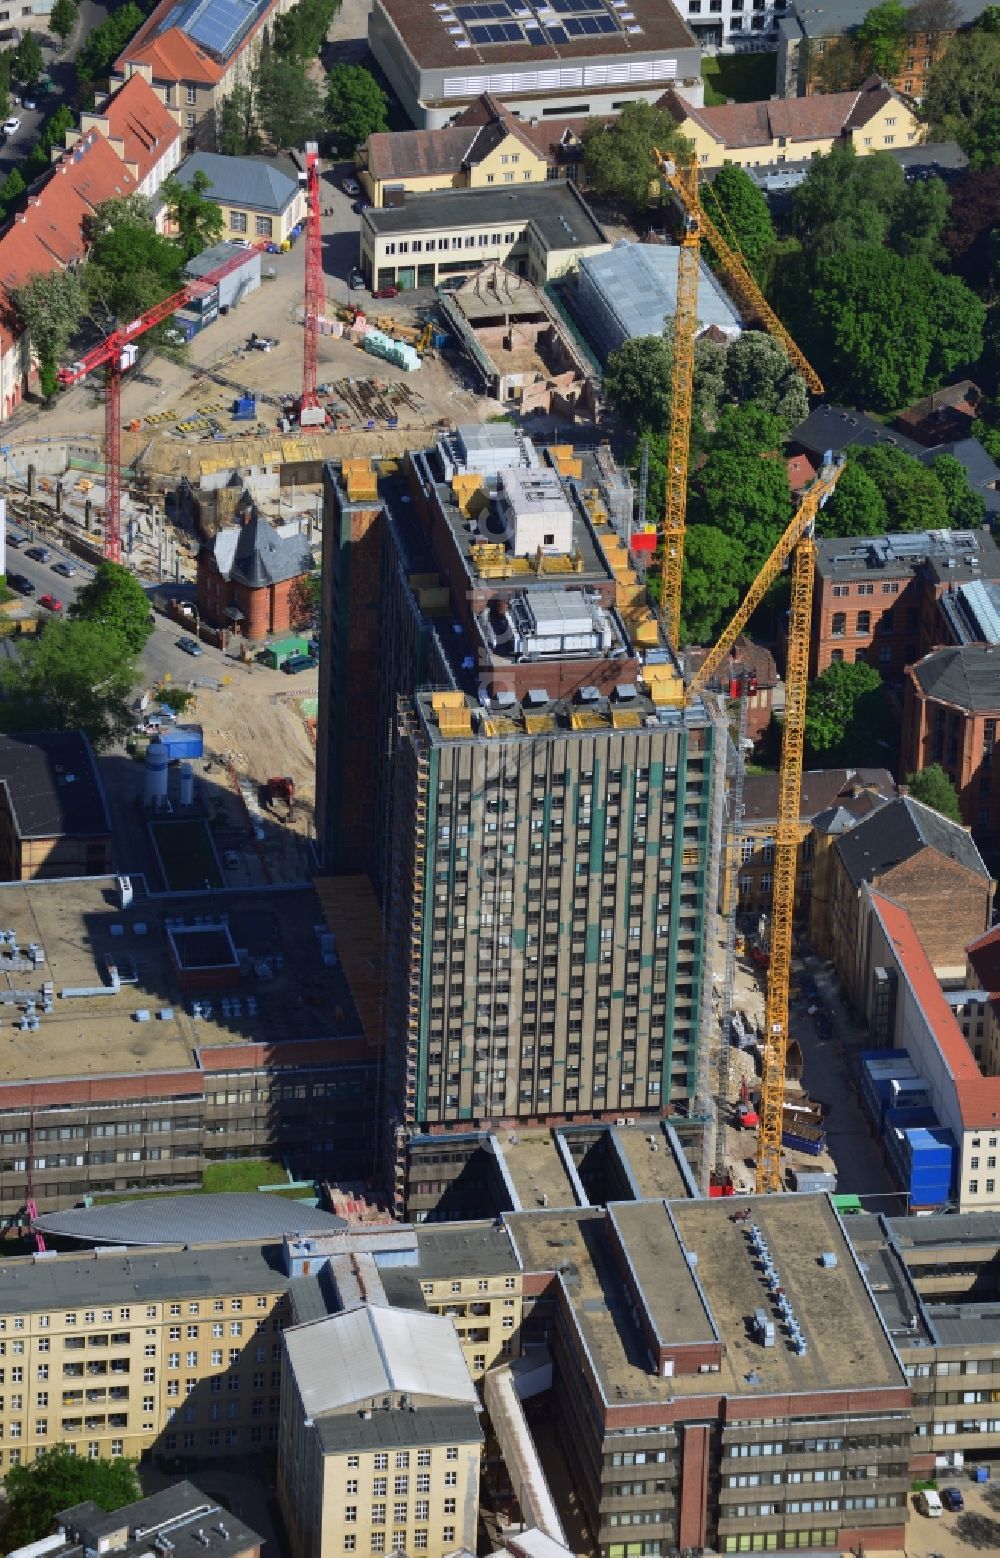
[904,1125,955,1206]
[158,724,204,761]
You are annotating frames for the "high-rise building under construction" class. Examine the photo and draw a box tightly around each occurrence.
[318,428,723,1176]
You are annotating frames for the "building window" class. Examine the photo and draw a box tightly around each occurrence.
[970,1179,979,1194]
[832,612,846,637]
[186,112,196,128]
[856,611,870,633]
[186,85,196,105]
[255,216,273,238]
[230,211,248,233]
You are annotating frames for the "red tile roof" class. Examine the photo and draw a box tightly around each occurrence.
[967,923,1000,995]
[0,131,138,355]
[121,26,224,84]
[871,890,1000,1130]
[98,73,180,185]
[660,75,898,151]
[787,453,817,492]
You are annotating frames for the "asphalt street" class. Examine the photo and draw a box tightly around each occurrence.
[4,515,240,688]
[0,0,110,179]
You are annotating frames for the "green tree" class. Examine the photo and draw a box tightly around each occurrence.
[887,175,950,260]
[930,451,987,525]
[906,762,962,821]
[692,441,792,578]
[804,659,884,756]
[853,444,950,529]
[13,29,43,86]
[605,330,727,440]
[162,170,224,262]
[326,63,389,154]
[216,81,260,156]
[791,143,905,255]
[803,246,984,410]
[0,164,26,214]
[49,0,76,42]
[721,332,809,428]
[76,2,144,90]
[857,0,909,76]
[272,0,339,60]
[84,199,183,327]
[255,52,326,149]
[0,621,139,750]
[11,268,85,400]
[816,35,866,92]
[815,457,890,536]
[682,525,747,644]
[704,166,775,272]
[5,1447,139,1547]
[70,562,154,655]
[711,400,788,456]
[923,24,1000,166]
[582,100,690,212]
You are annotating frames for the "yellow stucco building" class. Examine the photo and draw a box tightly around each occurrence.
[359,95,549,207]
[661,75,921,172]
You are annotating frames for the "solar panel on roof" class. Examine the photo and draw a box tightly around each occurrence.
[469,19,523,38]
[186,0,261,55]
[545,22,568,38]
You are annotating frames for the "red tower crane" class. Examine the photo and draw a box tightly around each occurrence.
[299,140,326,428]
[57,247,257,562]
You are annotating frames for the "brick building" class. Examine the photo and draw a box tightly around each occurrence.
[197,504,314,642]
[808,528,1000,679]
[735,765,893,924]
[776,0,987,100]
[902,647,1000,863]
[828,796,994,1004]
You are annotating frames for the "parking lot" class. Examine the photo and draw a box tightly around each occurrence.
[901,1475,1000,1558]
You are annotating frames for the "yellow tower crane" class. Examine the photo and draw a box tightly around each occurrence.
[685,457,845,1191]
[646,149,832,1193]
[647,149,825,649]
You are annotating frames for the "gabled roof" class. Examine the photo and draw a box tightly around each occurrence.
[910,646,1000,713]
[895,379,982,445]
[175,151,299,214]
[117,0,279,83]
[967,924,1000,995]
[365,126,480,182]
[0,131,139,356]
[869,890,1000,1131]
[788,0,984,40]
[659,75,897,152]
[925,437,1000,515]
[835,795,991,888]
[284,1302,480,1419]
[743,766,894,828]
[97,74,180,185]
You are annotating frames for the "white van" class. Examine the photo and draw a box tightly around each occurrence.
[916,1489,944,1518]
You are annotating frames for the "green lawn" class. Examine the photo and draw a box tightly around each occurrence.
[701,52,778,105]
[202,1159,288,1193]
[149,817,223,892]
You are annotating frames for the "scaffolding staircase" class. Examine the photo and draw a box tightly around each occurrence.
[715,683,749,1182]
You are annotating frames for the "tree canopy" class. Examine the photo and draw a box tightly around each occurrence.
[84,197,184,327]
[4,1446,140,1548]
[690,405,793,579]
[804,659,886,759]
[721,333,809,427]
[327,64,389,155]
[581,101,690,211]
[704,166,775,273]
[272,0,339,59]
[856,0,909,76]
[800,245,984,410]
[815,457,890,537]
[11,269,85,400]
[906,762,963,820]
[943,166,1000,292]
[923,13,1000,167]
[0,621,139,749]
[217,82,261,157]
[162,170,224,262]
[13,29,43,86]
[853,444,951,530]
[255,49,326,149]
[49,0,76,42]
[76,3,144,91]
[931,451,987,525]
[70,563,154,655]
[682,525,747,645]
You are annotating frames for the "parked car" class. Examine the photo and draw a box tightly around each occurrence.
[5,531,23,548]
[282,653,315,675]
[227,237,252,248]
[349,269,365,291]
[52,560,77,578]
[2,116,21,135]
[373,285,399,299]
[38,594,62,612]
[352,198,370,214]
[176,636,203,656]
[342,176,360,196]
[22,96,35,110]
[940,1488,964,1512]
[916,1490,944,1518]
[25,546,51,563]
[7,573,33,594]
